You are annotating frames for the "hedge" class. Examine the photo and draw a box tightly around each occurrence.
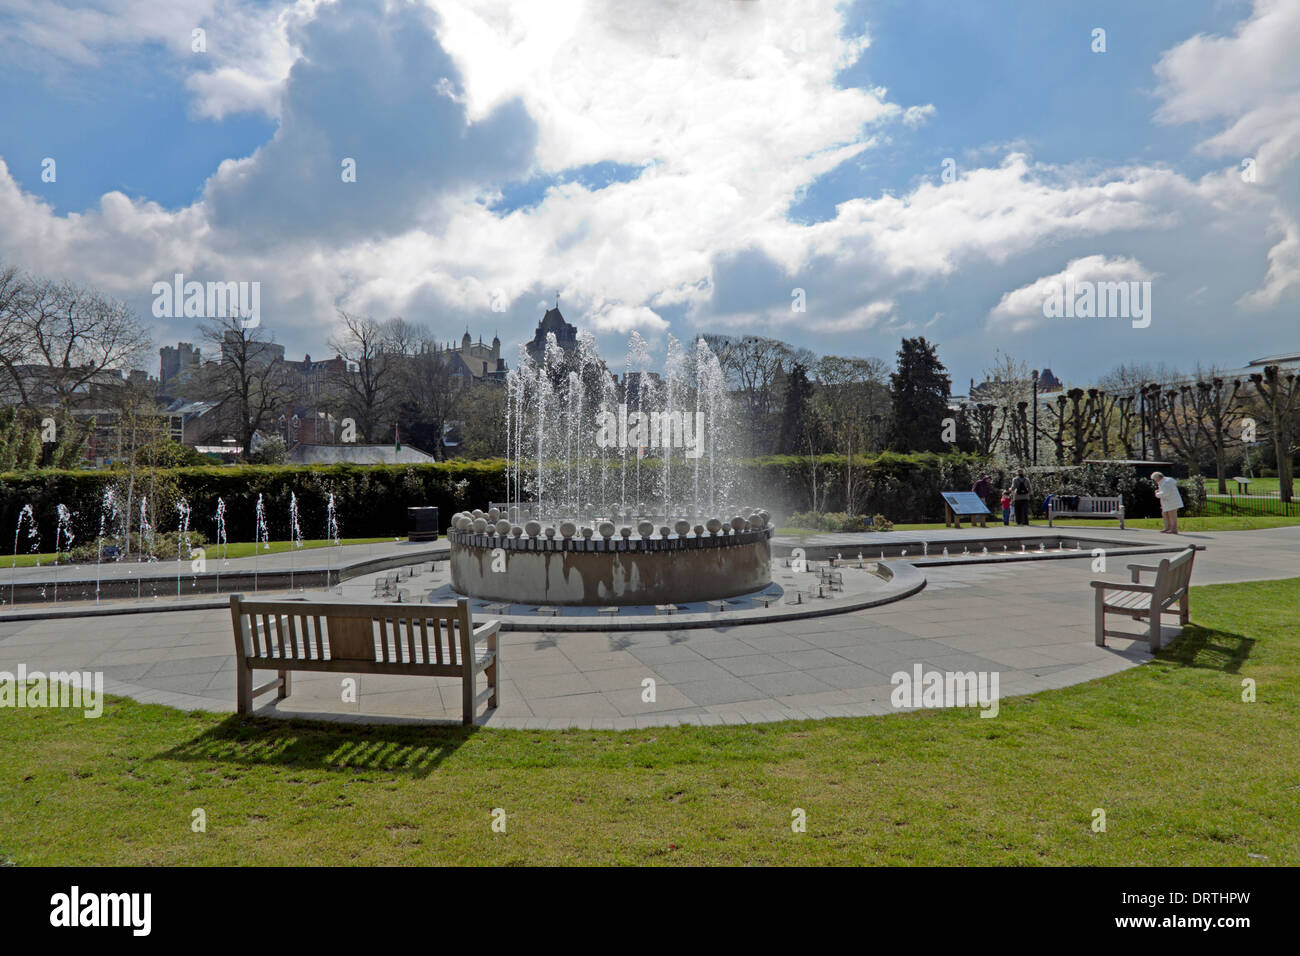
[0,461,506,552]
[0,454,1191,549]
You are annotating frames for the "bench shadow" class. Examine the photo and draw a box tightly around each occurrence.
[156,713,475,779]
[1157,623,1255,674]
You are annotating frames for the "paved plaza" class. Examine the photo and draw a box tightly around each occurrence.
[1,525,1297,729]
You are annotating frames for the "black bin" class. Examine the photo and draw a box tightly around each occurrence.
[407,506,440,542]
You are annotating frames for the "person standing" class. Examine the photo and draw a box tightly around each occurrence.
[1000,488,1011,526]
[1151,471,1184,533]
[1012,469,1032,526]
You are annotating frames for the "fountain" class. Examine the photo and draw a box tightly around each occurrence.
[9,509,39,606]
[214,498,228,593]
[288,492,303,590]
[96,488,120,603]
[176,499,191,597]
[325,493,341,588]
[451,333,770,606]
[53,504,74,602]
[253,494,270,592]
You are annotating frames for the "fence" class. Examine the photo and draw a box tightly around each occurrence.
[1199,494,1298,518]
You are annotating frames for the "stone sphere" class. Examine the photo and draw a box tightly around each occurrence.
[525,520,541,538]
[495,519,510,536]
[706,518,723,534]
[730,516,747,532]
[488,508,500,522]
[544,526,556,539]
[659,526,670,538]
[693,525,705,537]
[559,521,577,539]
[598,521,615,539]
[511,525,523,538]
[619,527,632,539]
[675,520,691,536]
[581,526,594,539]
[637,520,654,538]
[472,517,488,533]
[472,509,485,519]
[758,510,771,525]
[456,515,472,531]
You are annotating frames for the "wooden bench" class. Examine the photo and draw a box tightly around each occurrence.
[229,594,500,724]
[1048,495,1125,529]
[1090,546,1195,650]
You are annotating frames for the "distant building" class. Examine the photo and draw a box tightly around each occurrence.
[438,331,507,386]
[284,353,348,402]
[221,331,284,367]
[525,305,578,364]
[159,342,201,387]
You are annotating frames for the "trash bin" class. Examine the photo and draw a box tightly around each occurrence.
[407,506,439,542]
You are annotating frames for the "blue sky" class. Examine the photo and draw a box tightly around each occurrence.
[0,0,1295,389]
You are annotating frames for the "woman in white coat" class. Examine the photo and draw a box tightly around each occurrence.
[1150,471,1184,533]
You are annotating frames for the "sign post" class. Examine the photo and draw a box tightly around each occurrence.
[941,491,992,528]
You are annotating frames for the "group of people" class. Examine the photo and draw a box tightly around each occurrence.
[971,471,1034,526]
[969,470,1183,532]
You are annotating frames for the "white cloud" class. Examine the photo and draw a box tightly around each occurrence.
[988,255,1155,334]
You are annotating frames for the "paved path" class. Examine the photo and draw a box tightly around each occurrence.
[1,526,1296,728]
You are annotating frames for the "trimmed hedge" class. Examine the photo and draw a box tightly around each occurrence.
[1,453,1194,547]
[0,461,506,551]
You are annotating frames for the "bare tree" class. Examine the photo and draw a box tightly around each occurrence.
[703,334,801,455]
[814,355,889,513]
[198,317,289,461]
[1247,365,1300,502]
[0,271,151,412]
[328,311,401,442]
[399,330,461,459]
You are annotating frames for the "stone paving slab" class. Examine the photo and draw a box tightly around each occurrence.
[0,526,1295,729]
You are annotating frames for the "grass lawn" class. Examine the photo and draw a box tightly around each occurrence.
[0,577,1295,865]
[4,537,396,569]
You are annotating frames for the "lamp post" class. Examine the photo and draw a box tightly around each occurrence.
[1031,369,1039,464]
[1139,386,1147,460]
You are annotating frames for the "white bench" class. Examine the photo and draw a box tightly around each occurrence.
[1048,495,1125,529]
[1090,546,1195,650]
[229,595,499,724]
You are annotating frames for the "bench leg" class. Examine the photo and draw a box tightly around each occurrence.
[1094,589,1106,647]
[462,667,474,726]
[1179,597,1189,627]
[486,657,499,709]
[237,663,252,714]
[1147,613,1162,651]
[278,669,291,701]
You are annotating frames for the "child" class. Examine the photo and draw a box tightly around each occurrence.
[1000,489,1011,526]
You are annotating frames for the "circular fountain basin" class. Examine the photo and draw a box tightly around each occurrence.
[449,525,773,606]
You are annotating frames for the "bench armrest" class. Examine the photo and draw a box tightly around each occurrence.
[1090,580,1155,593]
[1127,563,1162,582]
[472,620,500,644]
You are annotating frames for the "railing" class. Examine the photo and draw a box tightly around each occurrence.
[1199,493,1297,518]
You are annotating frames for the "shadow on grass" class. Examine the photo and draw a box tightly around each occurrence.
[157,714,476,779]
[1157,623,1255,674]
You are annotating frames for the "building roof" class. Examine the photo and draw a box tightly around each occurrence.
[286,443,436,465]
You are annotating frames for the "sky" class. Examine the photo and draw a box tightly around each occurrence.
[0,0,1297,391]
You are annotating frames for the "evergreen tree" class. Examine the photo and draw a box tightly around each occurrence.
[778,361,814,454]
[888,337,952,452]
